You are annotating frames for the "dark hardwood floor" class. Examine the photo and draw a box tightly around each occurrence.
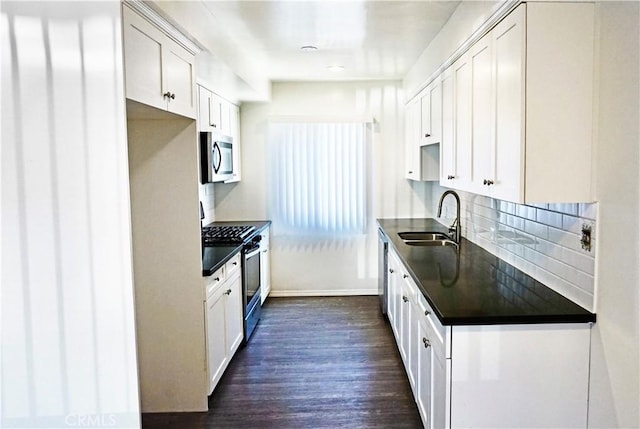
[142,296,423,429]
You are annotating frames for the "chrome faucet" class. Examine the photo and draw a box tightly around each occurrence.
[437,190,461,244]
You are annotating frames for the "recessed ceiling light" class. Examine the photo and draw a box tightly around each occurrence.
[300,45,318,52]
[327,65,345,72]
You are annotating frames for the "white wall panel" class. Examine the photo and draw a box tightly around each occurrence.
[1,2,140,427]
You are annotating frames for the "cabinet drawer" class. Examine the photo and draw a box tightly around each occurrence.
[205,266,225,298]
[225,252,241,276]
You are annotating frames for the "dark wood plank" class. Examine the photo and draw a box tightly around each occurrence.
[142,296,423,429]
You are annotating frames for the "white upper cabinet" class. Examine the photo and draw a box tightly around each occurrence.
[122,4,196,119]
[197,84,243,182]
[420,78,442,146]
[198,86,222,132]
[522,2,595,203]
[440,66,456,186]
[405,99,422,181]
[225,103,242,183]
[438,2,595,203]
[452,51,473,190]
[406,97,440,181]
[469,32,494,195]
[491,5,525,202]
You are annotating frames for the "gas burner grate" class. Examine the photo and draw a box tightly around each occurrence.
[202,225,255,245]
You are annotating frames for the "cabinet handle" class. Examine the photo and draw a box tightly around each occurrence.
[224,289,232,295]
[447,175,455,180]
[163,92,175,100]
[402,295,408,303]
[408,171,413,174]
[214,277,220,282]
[424,133,431,138]
[403,274,409,279]
[483,179,494,186]
[262,249,268,253]
[424,310,431,317]
[423,337,431,348]
[389,269,395,274]
[232,262,238,266]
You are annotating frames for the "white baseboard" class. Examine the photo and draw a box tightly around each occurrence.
[268,289,378,297]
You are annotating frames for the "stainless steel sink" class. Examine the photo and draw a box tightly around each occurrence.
[398,231,459,248]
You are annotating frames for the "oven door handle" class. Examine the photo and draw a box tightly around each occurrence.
[244,246,261,259]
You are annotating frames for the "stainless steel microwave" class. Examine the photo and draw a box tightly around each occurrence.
[200,132,233,183]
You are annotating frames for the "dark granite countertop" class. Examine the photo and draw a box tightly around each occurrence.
[378,218,596,326]
[201,221,271,276]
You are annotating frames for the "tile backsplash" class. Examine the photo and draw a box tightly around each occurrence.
[199,183,216,225]
[433,185,597,312]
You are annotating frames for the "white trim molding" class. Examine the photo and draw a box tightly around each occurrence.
[269,289,378,298]
[123,0,201,55]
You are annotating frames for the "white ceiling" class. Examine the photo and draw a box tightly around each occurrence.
[200,1,460,82]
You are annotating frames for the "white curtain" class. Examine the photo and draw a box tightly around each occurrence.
[268,122,370,236]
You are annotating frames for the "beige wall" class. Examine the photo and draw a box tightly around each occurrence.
[588,2,640,427]
[127,113,207,412]
[215,81,433,295]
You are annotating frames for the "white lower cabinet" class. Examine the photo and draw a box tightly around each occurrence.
[386,247,591,428]
[205,252,243,395]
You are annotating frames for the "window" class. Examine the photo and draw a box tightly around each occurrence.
[268,122,370,236]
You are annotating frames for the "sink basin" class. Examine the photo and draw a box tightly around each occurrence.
[398,232,450,241]
[397,231,459,249]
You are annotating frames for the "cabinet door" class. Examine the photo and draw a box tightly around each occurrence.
[417,321,433,428]
[421,80,442,146]
[405,99,421,180]
[122,6,166,111]
[225,271,244,357]
[470,32,494,195]
[163,41,196,118]
[388,251,401,341]
[432,350,447,429]
[492,4,525,203]
[440,66,456,186]
[206,285,228,394]
[220,101,231,136]
[198,86,214,132]
[399,277,413,378]
[453,52,473,191]
[259,227,271,304]
[225,103,242,183]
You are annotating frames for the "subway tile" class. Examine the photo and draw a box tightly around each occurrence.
[530,203,549,210]
[548,203,579,216]
[499,201,516,215]
[578,203,598,220]
[532,238,563,260]
[536,209,564,229]
[516,204,537,220]
[534,266,594,312]
[562,214,586,235]
[523,219,548,239]
[561,247,595,276]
